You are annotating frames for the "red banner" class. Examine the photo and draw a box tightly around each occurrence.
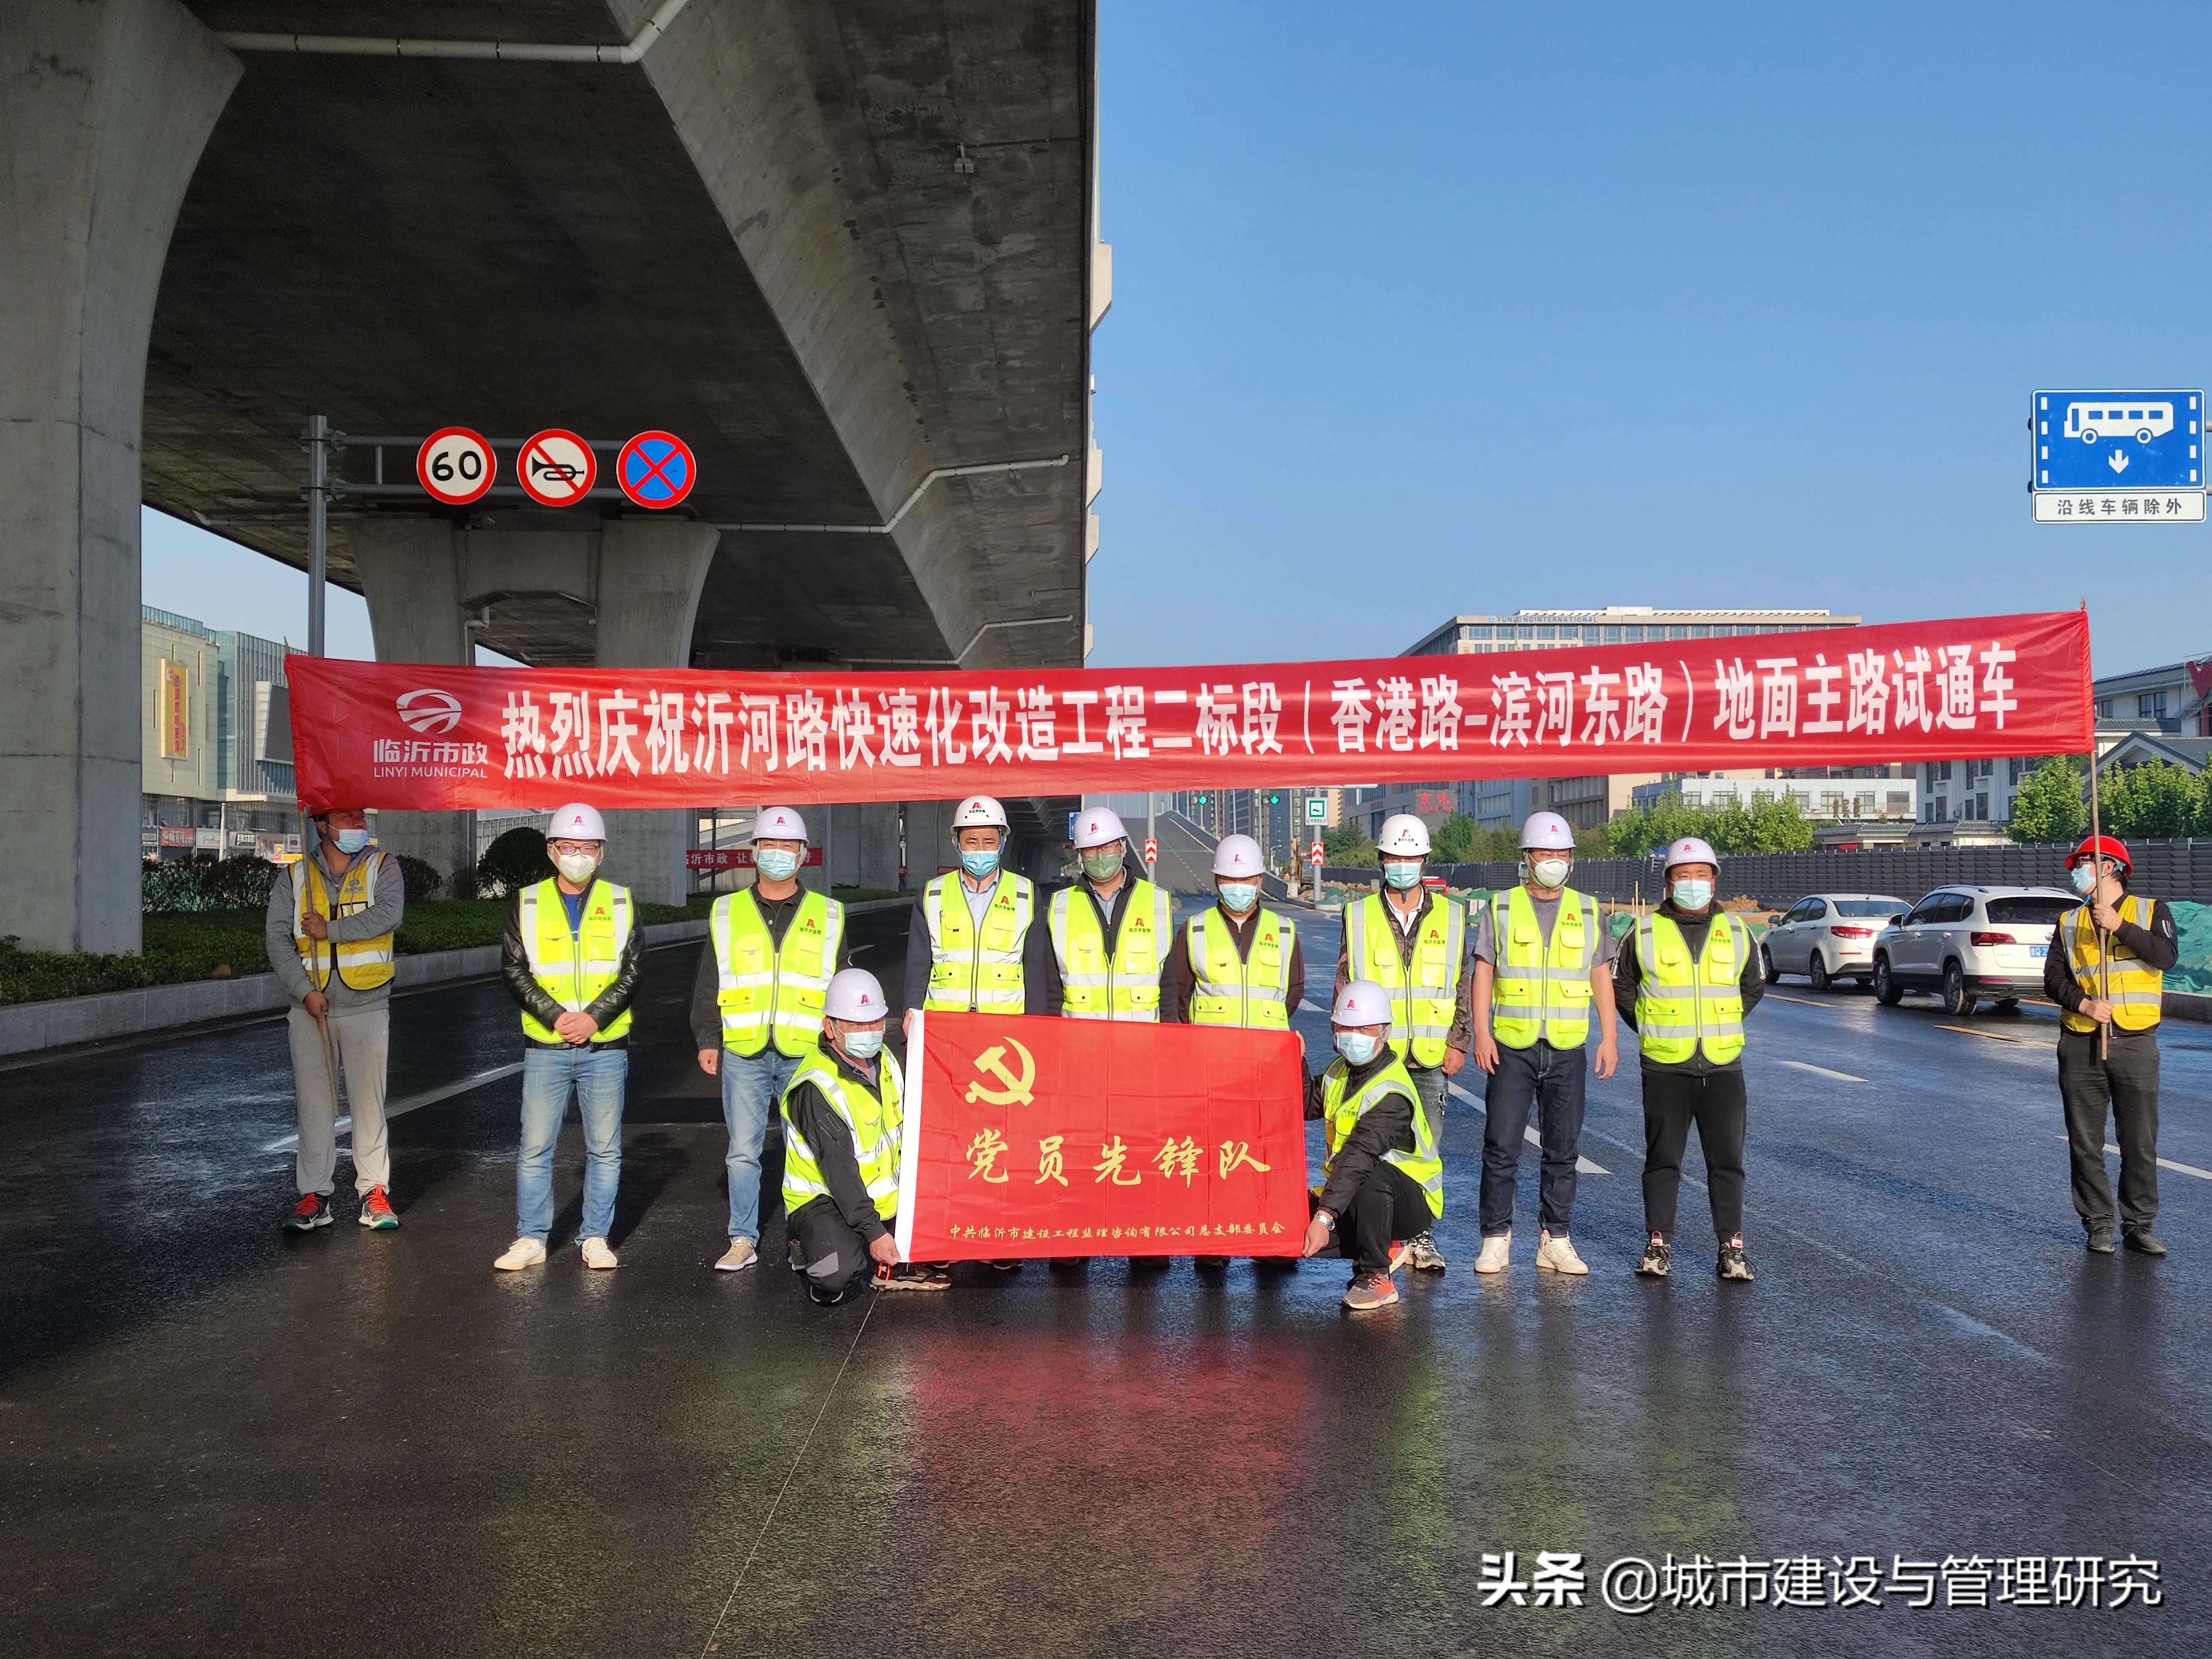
[894,1012,1310,1261]
[284,610,2091,810]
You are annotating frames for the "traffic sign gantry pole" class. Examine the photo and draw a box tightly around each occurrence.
[305,414,330,657]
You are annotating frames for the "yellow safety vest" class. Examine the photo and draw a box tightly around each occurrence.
[1048,880,1172,1020]
[2064,894,2163,1034]
[518,877,634,1043]
[1185,906,1295,1029]
[1489,886,1596,1049]
[1632,911,1748,1066]
[781,1046,904,1222]
[923,870,1033,1013]
[291,852,395,992]
[1344,892,1465,1066]
[1320,1052,1444,1218]
[713,887,846,1057]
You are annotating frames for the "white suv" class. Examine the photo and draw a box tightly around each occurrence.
[1761,893,1910,992]
[1871,885,2075,1016]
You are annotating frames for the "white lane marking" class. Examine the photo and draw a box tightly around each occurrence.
[1447,1080,1607,1174]
[1298,1000,1328,1015]
[1936,1023,2055,1048]
[1767,993,1839,1009]
[2050,1135,2212,1181]
[1779,1059,1868,1083]
[262,1061,525,1153]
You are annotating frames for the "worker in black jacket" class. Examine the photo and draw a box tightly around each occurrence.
[491,803,646,1274]
[2046,834,2178,1256]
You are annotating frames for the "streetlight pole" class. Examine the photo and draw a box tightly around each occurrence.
[305,415,330,657]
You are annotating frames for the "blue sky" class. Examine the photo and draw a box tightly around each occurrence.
[147,0,2212,679]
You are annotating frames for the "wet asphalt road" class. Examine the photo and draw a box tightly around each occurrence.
[2,904,2206,1657]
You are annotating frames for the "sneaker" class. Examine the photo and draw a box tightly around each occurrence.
[2123,1227,2168,1257]
[875,1263,948,1292]
[494,1237,547,1271]
[1342,1273,1400,1311]
[787,1239,807,1273]
[1407,1232,1449,1272]
[1194,1256,1230,1269]
[1717,1240,1755,1282]
[579,1237,618,1269]
[986,1259,1022,1272]
[1386,1239,1411,1274]
[810,1277,863,1307]
[1536,1230,1588,1276]
[716,1237,758,1273]
[2087,1224,2118,1255]
[924,1263,953,1289]
[1635,1235,1672,1277]
[357,1186,399,1230]
[1473,1234,1512,1275]
[283,1193,332,1232]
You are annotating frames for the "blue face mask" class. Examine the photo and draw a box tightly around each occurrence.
[840,1027,884,1062]
[1218,881,1258,914]
[960,848,1001,881]
[1382,860,1423,891]
[1336,1030,1379,1066]
[2071,863,2099,895]
[755,847,801,882]
[1672,878,1713,911]
[331,827,369,855]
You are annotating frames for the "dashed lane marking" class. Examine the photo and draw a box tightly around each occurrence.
[261,1061,526,1153]
[1447,1081,1608,1174]
[1936,1024,2056,1048]
[1779,1059,1868,1083]
[1767,993,1843,1009]
[2051,1134,2212,1181]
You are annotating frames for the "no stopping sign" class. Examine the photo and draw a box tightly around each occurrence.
[416,428,496,506]
[617,430,697,508]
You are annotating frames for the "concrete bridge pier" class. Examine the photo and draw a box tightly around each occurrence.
[0,0,238,951]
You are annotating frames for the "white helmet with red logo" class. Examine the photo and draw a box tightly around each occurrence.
[1376,814,1431,858]
[1071,806,1127,850]
[1212,834,1265,878]
[952,795,1009,831]
[548,802,606,842]
[754,805,809,844]
[1520,811,1575,852]
[824,967,886,1024]
[1332,979,1393,1028]
[1662,835,1719,871]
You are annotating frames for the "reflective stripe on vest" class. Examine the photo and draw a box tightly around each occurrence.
[1343,892,1465,1065]
[1633,912,1747,1066]
[1490,886,1596,1049]
[923,870,1033,1013]
[713,887,845,1057]
[292,852,396,992]
[1048,881,1172,1020]
[1186,907,1294,1029]
[1320,1054,1444,1218]
[2064,894,2163,1033]
[779,1048,904,1222]
[518,877,634,1043]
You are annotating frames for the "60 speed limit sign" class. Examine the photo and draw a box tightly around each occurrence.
[416,427,496,506]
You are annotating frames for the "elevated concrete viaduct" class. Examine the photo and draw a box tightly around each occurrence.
[4,0,1101,948]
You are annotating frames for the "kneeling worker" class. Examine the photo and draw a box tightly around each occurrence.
[1613,836,1762,1282]
[1302,981,1446,1311]
[1469,810,1619,1276]
[783,968,941,1303]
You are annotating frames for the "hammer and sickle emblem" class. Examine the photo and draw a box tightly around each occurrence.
[964,1039,1037,1106]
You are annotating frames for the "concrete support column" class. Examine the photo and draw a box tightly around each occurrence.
[855,803,901,891]
[594,520,720,905]
[349,519,473,894]
[0,0,238,951]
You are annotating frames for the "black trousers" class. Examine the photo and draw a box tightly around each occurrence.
[2058,1027,2160,1231]
[790,1197,874,1303]
[1640,1065,1746,1243]
[1480,1039,1588,1235]
[1325,1161,1436,1276]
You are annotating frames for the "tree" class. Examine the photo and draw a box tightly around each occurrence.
[2007,758,2086,846]
[1604,790,1813,856]
[1429,812,1480,865]
[1322,823,1376,866]
[477,826,556,896]
[2100,760,2202,842]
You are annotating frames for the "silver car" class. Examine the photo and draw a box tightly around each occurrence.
[1760,893,1911,992]
[1871,885,2075,1016]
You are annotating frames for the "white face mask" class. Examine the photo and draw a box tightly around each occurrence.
[2070,863,2100,895]
[839,1026,884,1062]
[554,851,600,884]
[1530,857,1570,890]
[1335,1030,1380,1066]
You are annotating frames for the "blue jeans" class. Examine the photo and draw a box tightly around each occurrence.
[517,1045,628,1243]
[1479,1039,1587,1235]
[721,1045,805,1242]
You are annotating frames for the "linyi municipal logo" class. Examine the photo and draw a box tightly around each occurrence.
[396,689,463,735]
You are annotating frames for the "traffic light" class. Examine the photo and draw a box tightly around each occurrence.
[1193,792,1209,805]
[1266,792,1280,804]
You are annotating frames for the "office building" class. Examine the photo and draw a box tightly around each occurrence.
[139,605,300,861]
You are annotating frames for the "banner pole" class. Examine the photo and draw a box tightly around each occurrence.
[2083,601,2109,1060]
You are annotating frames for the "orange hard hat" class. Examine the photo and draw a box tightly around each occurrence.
[2068,834,2130,870]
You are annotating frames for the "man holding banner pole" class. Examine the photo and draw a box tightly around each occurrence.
[691,807,846,1275]
[1334,814,1469,1274]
